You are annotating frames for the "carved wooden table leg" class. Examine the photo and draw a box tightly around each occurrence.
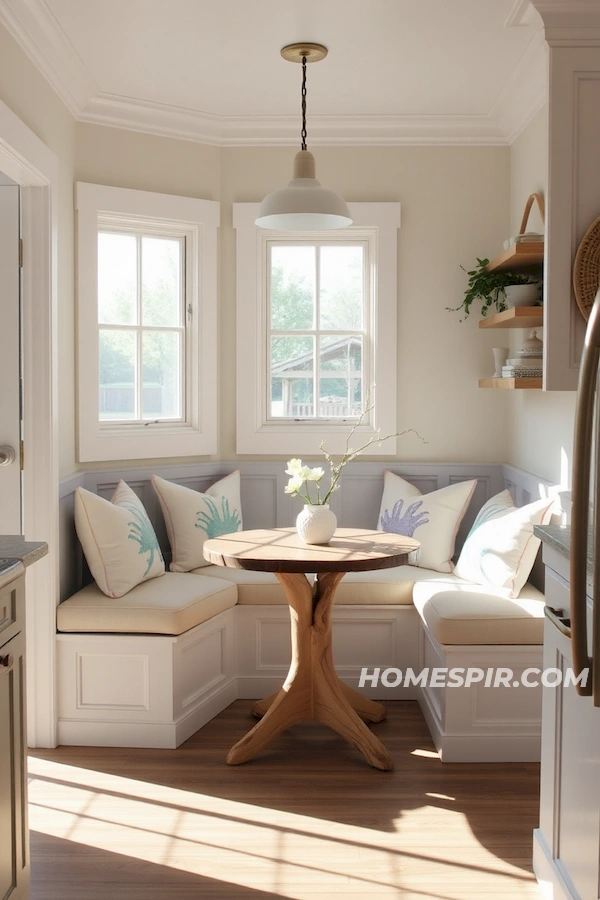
[252,685,386,723]
[228,570,393,770]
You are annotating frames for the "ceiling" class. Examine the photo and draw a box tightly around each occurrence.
[0,0,546,145]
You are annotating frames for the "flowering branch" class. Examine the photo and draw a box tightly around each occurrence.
[284,393,427,506]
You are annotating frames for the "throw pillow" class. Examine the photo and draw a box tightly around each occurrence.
[153,471,243,572]
[377,471,477,573]
[74,481,165,598]
[454,489,554,598]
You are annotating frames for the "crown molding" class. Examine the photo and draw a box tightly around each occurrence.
[0,0,96,115]
[79,96,509,146]
[505,0,541,28]
[0,0,546,146]
[531,0,600,42]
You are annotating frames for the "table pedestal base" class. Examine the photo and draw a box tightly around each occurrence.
[227,571,393,771]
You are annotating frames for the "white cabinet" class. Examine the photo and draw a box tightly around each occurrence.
[533,545,600,900]
[0,574,29,900]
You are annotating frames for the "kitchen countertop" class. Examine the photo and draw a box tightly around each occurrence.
[0,536,48,590]
[534,524,570,559]
[534,523,597,574]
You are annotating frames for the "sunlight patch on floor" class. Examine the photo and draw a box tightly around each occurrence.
[28,757,538,900]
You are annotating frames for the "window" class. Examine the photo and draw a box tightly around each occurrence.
[269,242,366,420]
[234,202,401,455]
[76,183,219,462]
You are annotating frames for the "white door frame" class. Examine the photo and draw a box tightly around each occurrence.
[0,98,59,747]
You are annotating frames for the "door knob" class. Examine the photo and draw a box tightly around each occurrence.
[0,446,16,467]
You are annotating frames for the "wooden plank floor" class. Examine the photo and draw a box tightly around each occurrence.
[28,700,542,900]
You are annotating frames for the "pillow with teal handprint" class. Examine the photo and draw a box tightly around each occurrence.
[74,481,165,598]
[152,471,243,572]
[454,489,554,597]
[377,471,476,573]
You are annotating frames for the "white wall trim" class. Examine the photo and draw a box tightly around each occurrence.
[0,0,545,146]
[75,182,220,461]
[0,95,59,748]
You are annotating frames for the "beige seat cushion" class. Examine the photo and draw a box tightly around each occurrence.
[335,565,461,605]
[193,563,459,606]
[191,565,303,604]
[412,580,546,645]
[57,572,237,635]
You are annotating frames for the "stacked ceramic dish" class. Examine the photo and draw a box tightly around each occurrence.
[502,359,543,378]
[502,329,543,378]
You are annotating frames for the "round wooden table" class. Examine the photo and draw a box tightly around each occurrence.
[203,527,419,770]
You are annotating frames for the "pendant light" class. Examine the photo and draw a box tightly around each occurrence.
[255,43,352,231]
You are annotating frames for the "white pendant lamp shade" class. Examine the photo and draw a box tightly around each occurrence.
[256,43,352,231]
[256,150,352,230]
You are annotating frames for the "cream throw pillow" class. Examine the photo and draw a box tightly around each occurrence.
[377,471,476,573]
[74,481,165,598]
[454,489,554,598]
[153,471,243,572]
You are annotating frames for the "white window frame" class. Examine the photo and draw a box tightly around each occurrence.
[76,182,219,462]
[234,202,400,456]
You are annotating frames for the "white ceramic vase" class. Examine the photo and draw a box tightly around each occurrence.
[492,346,509,377]
[296,504,337,544]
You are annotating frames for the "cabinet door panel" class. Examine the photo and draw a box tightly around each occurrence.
[0,629,27,900]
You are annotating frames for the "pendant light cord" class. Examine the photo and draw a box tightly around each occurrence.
[301,55,307,150]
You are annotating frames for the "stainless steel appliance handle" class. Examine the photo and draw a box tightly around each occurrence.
[570,290,600,697]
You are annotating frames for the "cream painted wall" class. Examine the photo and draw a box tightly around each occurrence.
[75,123,221,201]
[0,23,76,478]
[508,107,577,486]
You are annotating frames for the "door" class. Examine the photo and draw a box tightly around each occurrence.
[0,180,22,533]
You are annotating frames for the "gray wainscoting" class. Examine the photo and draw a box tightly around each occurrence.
[59,461,559,602]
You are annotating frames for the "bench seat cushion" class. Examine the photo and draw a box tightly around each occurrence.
[192,564,461,606]
[57,572,237,635]
[412,581,546,645]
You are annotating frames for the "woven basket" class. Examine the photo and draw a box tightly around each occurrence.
[573,214,600,321]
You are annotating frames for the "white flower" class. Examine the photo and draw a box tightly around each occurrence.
[305,466,324,482]
[284,475,304,494]
[285,458,303,475]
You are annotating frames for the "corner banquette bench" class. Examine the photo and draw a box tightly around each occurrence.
[56,461,559,762]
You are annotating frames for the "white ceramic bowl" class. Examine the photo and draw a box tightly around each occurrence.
[503,283,541,307]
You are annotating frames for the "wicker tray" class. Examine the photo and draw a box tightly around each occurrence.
[573,214,600,321]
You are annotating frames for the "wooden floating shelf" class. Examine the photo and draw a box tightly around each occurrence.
[485,243,544,273]
[479,307,544,329]
[478,377,542,390]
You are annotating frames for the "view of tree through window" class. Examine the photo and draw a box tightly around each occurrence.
[269,242,365,419]
[98,231,185,422]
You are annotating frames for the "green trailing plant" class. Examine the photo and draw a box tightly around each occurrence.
[447,258,533,321]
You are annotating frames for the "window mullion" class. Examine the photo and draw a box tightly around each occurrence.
[136,234,142,421]
[314,244,320,419]
[181,237,187,423]
[266,242,273,423]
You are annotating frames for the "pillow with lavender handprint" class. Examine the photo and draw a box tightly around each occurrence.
[74,481,165,598]
[153,471,243,572]
[377,472,477,573]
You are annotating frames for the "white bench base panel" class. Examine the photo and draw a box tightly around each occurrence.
[56,609,237,749]
[56,603,543,759]
[418,627,543,762]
